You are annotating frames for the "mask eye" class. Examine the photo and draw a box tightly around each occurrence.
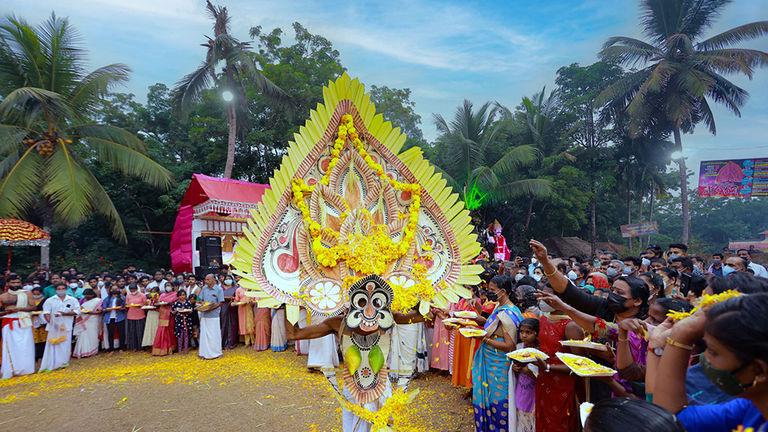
[371,292,387,309]
[355,296,367,309]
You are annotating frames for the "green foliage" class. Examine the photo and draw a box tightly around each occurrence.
[369,85,427,151]
[0,13,172,243]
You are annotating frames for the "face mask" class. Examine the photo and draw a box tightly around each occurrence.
[56,290,66,297]
[606,292,630,314]
[641,258,651,267]
[97,281,105,288]
[567,270,578,281]
[606,267,619,278]
[593,259,601,268]
[514,273,524,283]
[622,266,633,275]
[23,284,33,291]
[539,300,555,313]
[531,274,542,282]
[69,283,78,288]
[722,265,736,277]
[224,279,233,285]
[668,253,680,260]
[486,291,498,301]
[700,355,754,396]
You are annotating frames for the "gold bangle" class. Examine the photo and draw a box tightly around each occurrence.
[666,337,694,351]
[543,267,558,277]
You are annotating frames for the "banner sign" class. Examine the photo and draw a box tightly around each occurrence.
[620,222,658,238]
[698,158,768,198]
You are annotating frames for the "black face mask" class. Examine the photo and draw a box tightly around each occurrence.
[606,292,630,314]
[486,291,499,301]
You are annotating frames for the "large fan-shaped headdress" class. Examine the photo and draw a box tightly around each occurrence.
[233,74,482,323]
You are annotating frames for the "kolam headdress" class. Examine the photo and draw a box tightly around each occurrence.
[232,74,482,322]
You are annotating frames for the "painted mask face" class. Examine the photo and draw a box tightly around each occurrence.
[346,275,394,332]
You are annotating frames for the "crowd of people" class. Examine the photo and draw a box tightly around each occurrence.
[1,241,767,432]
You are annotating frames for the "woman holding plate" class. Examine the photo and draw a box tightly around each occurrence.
[469,274,523,432]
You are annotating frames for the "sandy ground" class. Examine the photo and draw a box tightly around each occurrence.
[0,347,475,431]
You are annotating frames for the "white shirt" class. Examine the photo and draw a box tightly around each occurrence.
[42,295,81,332]
[748,262,768,279]
[146,280,167,292]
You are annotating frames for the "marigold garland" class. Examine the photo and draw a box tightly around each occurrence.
[291,113,423,273]
[666,289,743,321]
[333,386,420,431]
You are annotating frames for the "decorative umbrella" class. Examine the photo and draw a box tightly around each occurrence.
[0,218,50,270]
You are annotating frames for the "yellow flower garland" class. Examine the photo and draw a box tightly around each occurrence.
[333,386,420,431]
[291,114,423,273]
[666,290,742,321]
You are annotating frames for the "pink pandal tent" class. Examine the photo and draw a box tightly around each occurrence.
[170,174,268,273]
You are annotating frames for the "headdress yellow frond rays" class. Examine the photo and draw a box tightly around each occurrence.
[232,73,482,324]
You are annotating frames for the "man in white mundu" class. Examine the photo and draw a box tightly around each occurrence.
[39,283,81,371]
[1,274,36,379]
[197,274,223,359]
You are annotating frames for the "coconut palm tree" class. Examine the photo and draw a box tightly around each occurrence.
[0,14,172,245]
[172,0,286,179]
[597,0,768,243]
[433,100,551,211]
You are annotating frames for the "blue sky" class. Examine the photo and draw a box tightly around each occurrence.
[5,0,768,178]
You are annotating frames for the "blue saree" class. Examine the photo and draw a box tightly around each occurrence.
[471,304,523,431]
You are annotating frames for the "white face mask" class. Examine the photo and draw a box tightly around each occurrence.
[56,290,66,297]
[97,281,105,288]
[539,300,555,313]
[567,270,578,281]
[69,283,78,289]
[224,279,233,285]
[514,273,524,282]
[532,274,542,282]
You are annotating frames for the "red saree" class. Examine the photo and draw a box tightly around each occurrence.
[535,316,578,432]
[152,292,178,356]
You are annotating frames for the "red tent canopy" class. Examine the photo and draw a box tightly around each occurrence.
[170,174,268,273]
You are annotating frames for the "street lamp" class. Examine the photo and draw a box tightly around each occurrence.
[221,90,234,102]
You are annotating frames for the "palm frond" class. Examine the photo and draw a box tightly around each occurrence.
[75,124,146,151]
[81,165,127,243]
[0,15,45,88]
[0,124,28,155]
[235,51,289,104]
[679,0,733,40]
[600,36,661,66]
[41,143,92,225]
[627,61,677,118]
[0,87,73,126]
[493,178,553,201]
[698,97,717,134]
[704,70,747,116]
[697,48,768,79]
[0,144,44,217]
[69,64,130,114]
[697,21,768,50]
[82,132,172,189]
[38,13,82,95]
[597,62,652,103]
[639,0,684,43]
[490,145,541,177]
[0,25,27,93]
[171,61,214,116]
[470,166,499,192]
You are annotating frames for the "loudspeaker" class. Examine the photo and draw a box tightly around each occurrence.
[194,266,218,280]
[196,236,222,268]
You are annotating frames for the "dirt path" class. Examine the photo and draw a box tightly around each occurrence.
[0,347,475,431]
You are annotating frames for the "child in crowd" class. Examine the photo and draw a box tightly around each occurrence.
[188,293,200,348]
[171,290,194,354]
[512,318,539,432]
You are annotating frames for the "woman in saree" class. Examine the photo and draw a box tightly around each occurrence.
[253,302,272,351]
[73,289,102,358]
[470,275,523,431]
[152,286,178,356]
[220,277,239,350]
[141,287,160,348]
[234,283,255,346]
[451,290,483,388]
